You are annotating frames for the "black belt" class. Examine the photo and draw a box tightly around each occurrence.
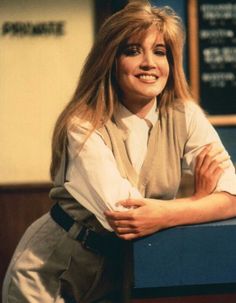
[50,203,123,256]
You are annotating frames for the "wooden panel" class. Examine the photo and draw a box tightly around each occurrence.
[132,293,236,302]
[0,183,53,298]
[188,0,200,101]
[94,0,128,33]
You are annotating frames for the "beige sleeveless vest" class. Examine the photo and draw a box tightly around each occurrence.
[49,102,187,225]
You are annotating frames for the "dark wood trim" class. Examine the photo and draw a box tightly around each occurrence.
[188,0,199,101]
[93,0,128,34]
[132,292,236,303]
[0,182,53,192]
[132,284,236,299]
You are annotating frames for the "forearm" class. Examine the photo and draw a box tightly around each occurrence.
[147,192,236,230]
[105,192,236,239]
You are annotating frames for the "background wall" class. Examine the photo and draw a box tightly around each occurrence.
[0,0,94,184]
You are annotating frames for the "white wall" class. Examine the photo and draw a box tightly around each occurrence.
[0,0,94,184]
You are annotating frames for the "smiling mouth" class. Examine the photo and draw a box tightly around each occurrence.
[136,74,158,81]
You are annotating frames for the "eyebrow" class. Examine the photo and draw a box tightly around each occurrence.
[125,43,166,48]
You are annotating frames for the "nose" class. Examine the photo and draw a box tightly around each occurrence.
[140,52,156,70]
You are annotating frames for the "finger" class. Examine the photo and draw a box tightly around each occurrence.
[205,167,224,191]
[213,167,224,180]
[219,160,230,169]
[207,159,221,174]
[213,152,230,164]
[195,144,212,170]
[107,219,135,228]
[104,210,133,220]
[115,227,139,235]
[199,154,213,173]
[204,154,230,174]
[207,142,224,158]
[195,142,226,171]
[119,199,145,208]
[117,233,139,240]
[107,220,116,230]
[205,168,223,187]
[208,158,229,174]
[199,150,228,173]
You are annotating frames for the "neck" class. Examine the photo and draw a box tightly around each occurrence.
[121,98,156,118]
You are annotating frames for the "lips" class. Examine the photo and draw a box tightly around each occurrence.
[135,73,159,82]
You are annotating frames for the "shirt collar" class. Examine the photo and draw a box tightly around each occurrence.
[114,101,158,132]
[145,101,158,127]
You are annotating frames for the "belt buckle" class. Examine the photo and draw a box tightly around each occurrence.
[80,226,100,255]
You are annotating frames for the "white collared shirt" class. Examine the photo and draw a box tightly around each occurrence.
[65,101,236,231]
[114,102,157,173]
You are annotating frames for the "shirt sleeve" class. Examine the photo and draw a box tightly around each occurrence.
[64,122,143,231]
[183,101,236,195]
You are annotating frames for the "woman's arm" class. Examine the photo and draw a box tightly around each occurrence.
[64,123,143,231]
[105,192,236,240]
[105,122,236,239]
[183,102,235,195]
[192,142,230,199]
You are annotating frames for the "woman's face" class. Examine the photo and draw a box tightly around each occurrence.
[116,26,169,114]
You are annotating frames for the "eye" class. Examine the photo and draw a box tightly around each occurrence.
[154,47,167,56]
[122,46,141,56]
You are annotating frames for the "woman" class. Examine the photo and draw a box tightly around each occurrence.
[3,1,236,302]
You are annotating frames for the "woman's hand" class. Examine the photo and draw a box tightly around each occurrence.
[104,199,168,240]
[193,143,230,199]
[105,142,231,240]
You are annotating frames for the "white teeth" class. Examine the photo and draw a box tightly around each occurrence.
[138,75,157,80]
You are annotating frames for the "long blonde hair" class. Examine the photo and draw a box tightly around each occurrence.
[50,0,192,179]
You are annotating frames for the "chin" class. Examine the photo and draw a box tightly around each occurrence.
[138,92,160,100]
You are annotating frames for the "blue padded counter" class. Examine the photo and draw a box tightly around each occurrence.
[133,218,236,296]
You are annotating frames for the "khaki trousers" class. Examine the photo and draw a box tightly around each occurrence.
[2,213,125,303]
